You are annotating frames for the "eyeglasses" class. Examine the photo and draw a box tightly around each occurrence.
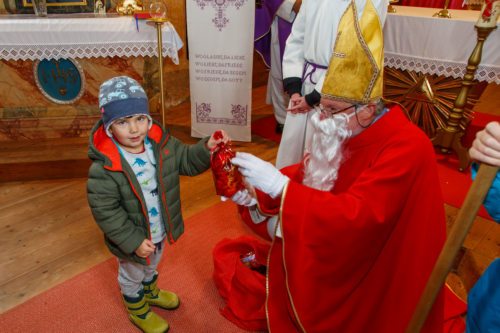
[319,103,358,117]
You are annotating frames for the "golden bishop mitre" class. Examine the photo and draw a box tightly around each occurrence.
[321,0,384,104]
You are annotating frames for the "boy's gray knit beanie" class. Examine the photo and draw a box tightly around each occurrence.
[98,76,152,137]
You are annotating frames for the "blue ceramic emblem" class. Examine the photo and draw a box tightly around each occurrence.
[33,58,85,104]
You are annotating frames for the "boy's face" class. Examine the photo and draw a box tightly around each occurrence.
[109,114,149,153]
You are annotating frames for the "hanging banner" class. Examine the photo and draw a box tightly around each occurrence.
[187,0,254,142]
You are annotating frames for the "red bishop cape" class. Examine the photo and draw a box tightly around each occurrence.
[256,105,446,332]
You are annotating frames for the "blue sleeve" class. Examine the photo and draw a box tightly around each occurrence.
[471,163,500,223]
[466,258,500,333]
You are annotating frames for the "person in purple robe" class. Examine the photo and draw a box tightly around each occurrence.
[255,0,302,133]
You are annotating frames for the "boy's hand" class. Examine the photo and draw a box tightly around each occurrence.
[207,130,230,150]
[135,239,156,258]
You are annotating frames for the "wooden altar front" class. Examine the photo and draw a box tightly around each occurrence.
[0,14,185,142]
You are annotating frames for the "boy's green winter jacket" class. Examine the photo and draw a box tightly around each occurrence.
[87,120,211,264]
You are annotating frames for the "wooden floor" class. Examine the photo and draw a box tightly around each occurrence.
[0,85,278,313]
[0,84,498,314]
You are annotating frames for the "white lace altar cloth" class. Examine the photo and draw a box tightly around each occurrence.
[0,14,183,64]
[384,6,500,84]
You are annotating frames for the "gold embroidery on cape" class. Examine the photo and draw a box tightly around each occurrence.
[279,182,308,332]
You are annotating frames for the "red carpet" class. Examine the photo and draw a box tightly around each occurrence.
[252,114,497,221]
[435,152,492,220]
[252,116,281,143]
[462,111,500,148]
[0,202,263,333]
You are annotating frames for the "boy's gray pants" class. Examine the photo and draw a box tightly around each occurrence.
[118,240,164,297]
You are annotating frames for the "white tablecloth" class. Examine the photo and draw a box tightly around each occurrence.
[384,6,500,84]
[0,14,183,63]
[1,10,498,83]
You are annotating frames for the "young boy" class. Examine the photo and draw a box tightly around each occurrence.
[87,76,226,333]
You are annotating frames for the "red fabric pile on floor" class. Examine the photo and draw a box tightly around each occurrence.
[443,285,467,333]
[213,236,270,331]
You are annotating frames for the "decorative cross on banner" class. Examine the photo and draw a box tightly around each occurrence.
[194,0,248,30]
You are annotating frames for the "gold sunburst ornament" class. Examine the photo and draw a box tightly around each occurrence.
[383,68,481,139]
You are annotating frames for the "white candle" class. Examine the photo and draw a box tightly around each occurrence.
[476,0,500,28]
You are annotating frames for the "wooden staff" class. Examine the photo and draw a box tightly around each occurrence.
[405,163,499,333]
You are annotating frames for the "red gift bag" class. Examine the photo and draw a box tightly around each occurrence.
[213,236,270,331]
[210,131,244,198]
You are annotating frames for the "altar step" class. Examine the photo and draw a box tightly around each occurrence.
[0,136,90,182]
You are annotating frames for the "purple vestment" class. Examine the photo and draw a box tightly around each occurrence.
[254,0,293,68]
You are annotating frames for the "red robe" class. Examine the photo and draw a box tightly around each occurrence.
[258,106,446,332]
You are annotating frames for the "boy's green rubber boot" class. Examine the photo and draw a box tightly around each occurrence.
[143,274,180,310]
[123,291,169,333]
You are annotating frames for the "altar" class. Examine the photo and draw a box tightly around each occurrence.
[0,14,184,141]
[0,6,498,143]
[382,6,499,140]
[385,6,499,84]
[1,14,182,62]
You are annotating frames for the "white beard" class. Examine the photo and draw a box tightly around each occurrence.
[302,110,352,191]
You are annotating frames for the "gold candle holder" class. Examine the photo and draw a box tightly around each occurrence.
[433,0,452,18]
[432,2,500,171]
[147,17,169,128]
[388,0,399,13]
[432,25,497,171]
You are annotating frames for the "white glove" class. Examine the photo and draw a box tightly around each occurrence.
[266,216,282,239]
[222,189,257,206]
[231,152,289,199]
